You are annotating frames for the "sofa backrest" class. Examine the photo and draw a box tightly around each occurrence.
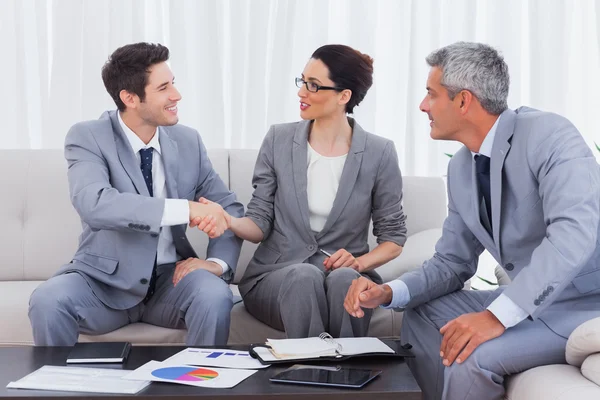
[0,149,446,284]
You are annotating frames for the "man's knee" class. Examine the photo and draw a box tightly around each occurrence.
[445,342,499,379]
[187,272,233,313]
[29,278,75,317]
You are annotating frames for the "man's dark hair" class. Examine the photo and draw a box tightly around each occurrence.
[101,43,170,111]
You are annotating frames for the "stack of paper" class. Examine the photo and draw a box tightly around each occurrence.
[7,366,149,394]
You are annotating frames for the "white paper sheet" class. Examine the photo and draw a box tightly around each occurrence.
[6,365,150,394]
[163,348,268,369]
[123,360,257,389]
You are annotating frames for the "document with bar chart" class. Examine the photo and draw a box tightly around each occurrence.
[163,348,269,369]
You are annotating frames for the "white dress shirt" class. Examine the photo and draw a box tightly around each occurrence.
[385,115,529,328]
[306,143,348,232]
[118,113,228,273]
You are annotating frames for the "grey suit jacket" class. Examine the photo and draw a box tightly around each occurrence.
[55,110,244,310]
[239,118,407,296]
[398,107,600,338]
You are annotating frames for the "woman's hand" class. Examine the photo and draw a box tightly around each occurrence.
[189,197,232,238]
[323,249,365,272]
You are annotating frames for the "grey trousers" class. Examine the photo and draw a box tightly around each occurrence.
[28,265,233,346]
[400,289,567,400]
[242,263,373,338]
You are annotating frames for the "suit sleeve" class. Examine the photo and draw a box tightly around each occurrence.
[399,159,485,308]
[193,132,244,281]
[371,142,407,246]
[65,124,165,234]
[502,116,600,319]
[245,125,277,238]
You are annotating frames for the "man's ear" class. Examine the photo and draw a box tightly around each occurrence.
[119,90,137,109]
[459,90,474,114]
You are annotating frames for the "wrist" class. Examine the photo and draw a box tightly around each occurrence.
[356,255,369,271]
[207,261,223,277]
[382,284,393,305]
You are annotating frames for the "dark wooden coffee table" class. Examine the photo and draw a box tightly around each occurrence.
[0,345,421,399]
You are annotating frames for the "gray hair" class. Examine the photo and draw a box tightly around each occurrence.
[426,42,509,115]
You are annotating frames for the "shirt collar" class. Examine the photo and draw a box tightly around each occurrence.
[118,111,161,155]
[471,115,501,159]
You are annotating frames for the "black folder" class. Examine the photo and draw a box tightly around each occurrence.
[66,342,132,364]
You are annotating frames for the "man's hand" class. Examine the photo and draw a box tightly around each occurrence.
[173,258,223,286]
[439,310,505,366]
[188,198,229,238]
[343,277,393,318]
[324,249,365,272]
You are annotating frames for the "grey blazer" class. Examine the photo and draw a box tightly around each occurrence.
[55,110,244,310]
[239,118,407,296]
[398,107,600,338]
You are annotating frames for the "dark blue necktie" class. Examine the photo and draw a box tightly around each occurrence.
[139,148,154,197]
[475,154,492,230]
[139,148,157,303]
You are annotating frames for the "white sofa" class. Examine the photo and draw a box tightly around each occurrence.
[494,266,600,399]
[0,148,446,346]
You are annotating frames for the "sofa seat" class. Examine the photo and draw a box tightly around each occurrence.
[506,364,600,399]
[0,149,447,347]
[495,266,600,398]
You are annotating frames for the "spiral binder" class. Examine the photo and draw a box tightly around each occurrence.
[318,332,343,354]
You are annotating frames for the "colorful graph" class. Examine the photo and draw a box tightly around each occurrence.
[152,366,219,382]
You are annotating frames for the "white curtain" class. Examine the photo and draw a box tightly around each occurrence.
[2,0,600,177]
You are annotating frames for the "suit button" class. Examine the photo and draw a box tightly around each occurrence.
[144,225,150,231]
[307,245,316,251]
[534,299,540,306]
[542,290,549,297]
[151,233,159,238]
[505,263,514,271]
[128,223,134,228]
[140,278,148,284]
[548,286,554,292]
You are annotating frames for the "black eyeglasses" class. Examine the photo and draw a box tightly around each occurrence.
[295,77,345,93]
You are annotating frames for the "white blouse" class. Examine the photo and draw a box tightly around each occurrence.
[306,142,348,232]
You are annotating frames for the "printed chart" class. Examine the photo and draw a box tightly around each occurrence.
[151,366,219,382]
[163,348,268,369]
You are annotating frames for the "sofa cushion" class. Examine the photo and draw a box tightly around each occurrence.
[505,364,600,399]
[375,228,441,283]
[566,316,600,367]
[79,323,186,346]
[581,353,600,386]
[0,281,41,345]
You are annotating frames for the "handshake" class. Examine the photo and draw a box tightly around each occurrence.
[188,198,231,239]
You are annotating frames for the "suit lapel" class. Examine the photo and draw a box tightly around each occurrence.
[490,109,515,252]
[110,111,150,197]
[158,127,180,198]
[315,119,366,240]
[292,121,313,238]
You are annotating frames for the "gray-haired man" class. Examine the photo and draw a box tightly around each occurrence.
[344,42,600,400]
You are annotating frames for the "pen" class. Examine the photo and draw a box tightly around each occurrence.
[319,248,333,257]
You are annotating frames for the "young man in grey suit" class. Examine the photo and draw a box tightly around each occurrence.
[28,43,243,346]
[344,42,600,400]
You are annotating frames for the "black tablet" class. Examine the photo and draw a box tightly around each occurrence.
[270,366,382,389]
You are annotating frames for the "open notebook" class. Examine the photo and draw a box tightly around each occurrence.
[249,333,414,364]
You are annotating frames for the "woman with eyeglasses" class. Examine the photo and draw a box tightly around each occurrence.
[196,44,406,338]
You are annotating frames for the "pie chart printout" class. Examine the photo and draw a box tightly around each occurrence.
[151,366,219,382]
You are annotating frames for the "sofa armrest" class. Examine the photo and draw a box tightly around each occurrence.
[494,264,512,285]
[566,316,600,367]
[375,228,441,283]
